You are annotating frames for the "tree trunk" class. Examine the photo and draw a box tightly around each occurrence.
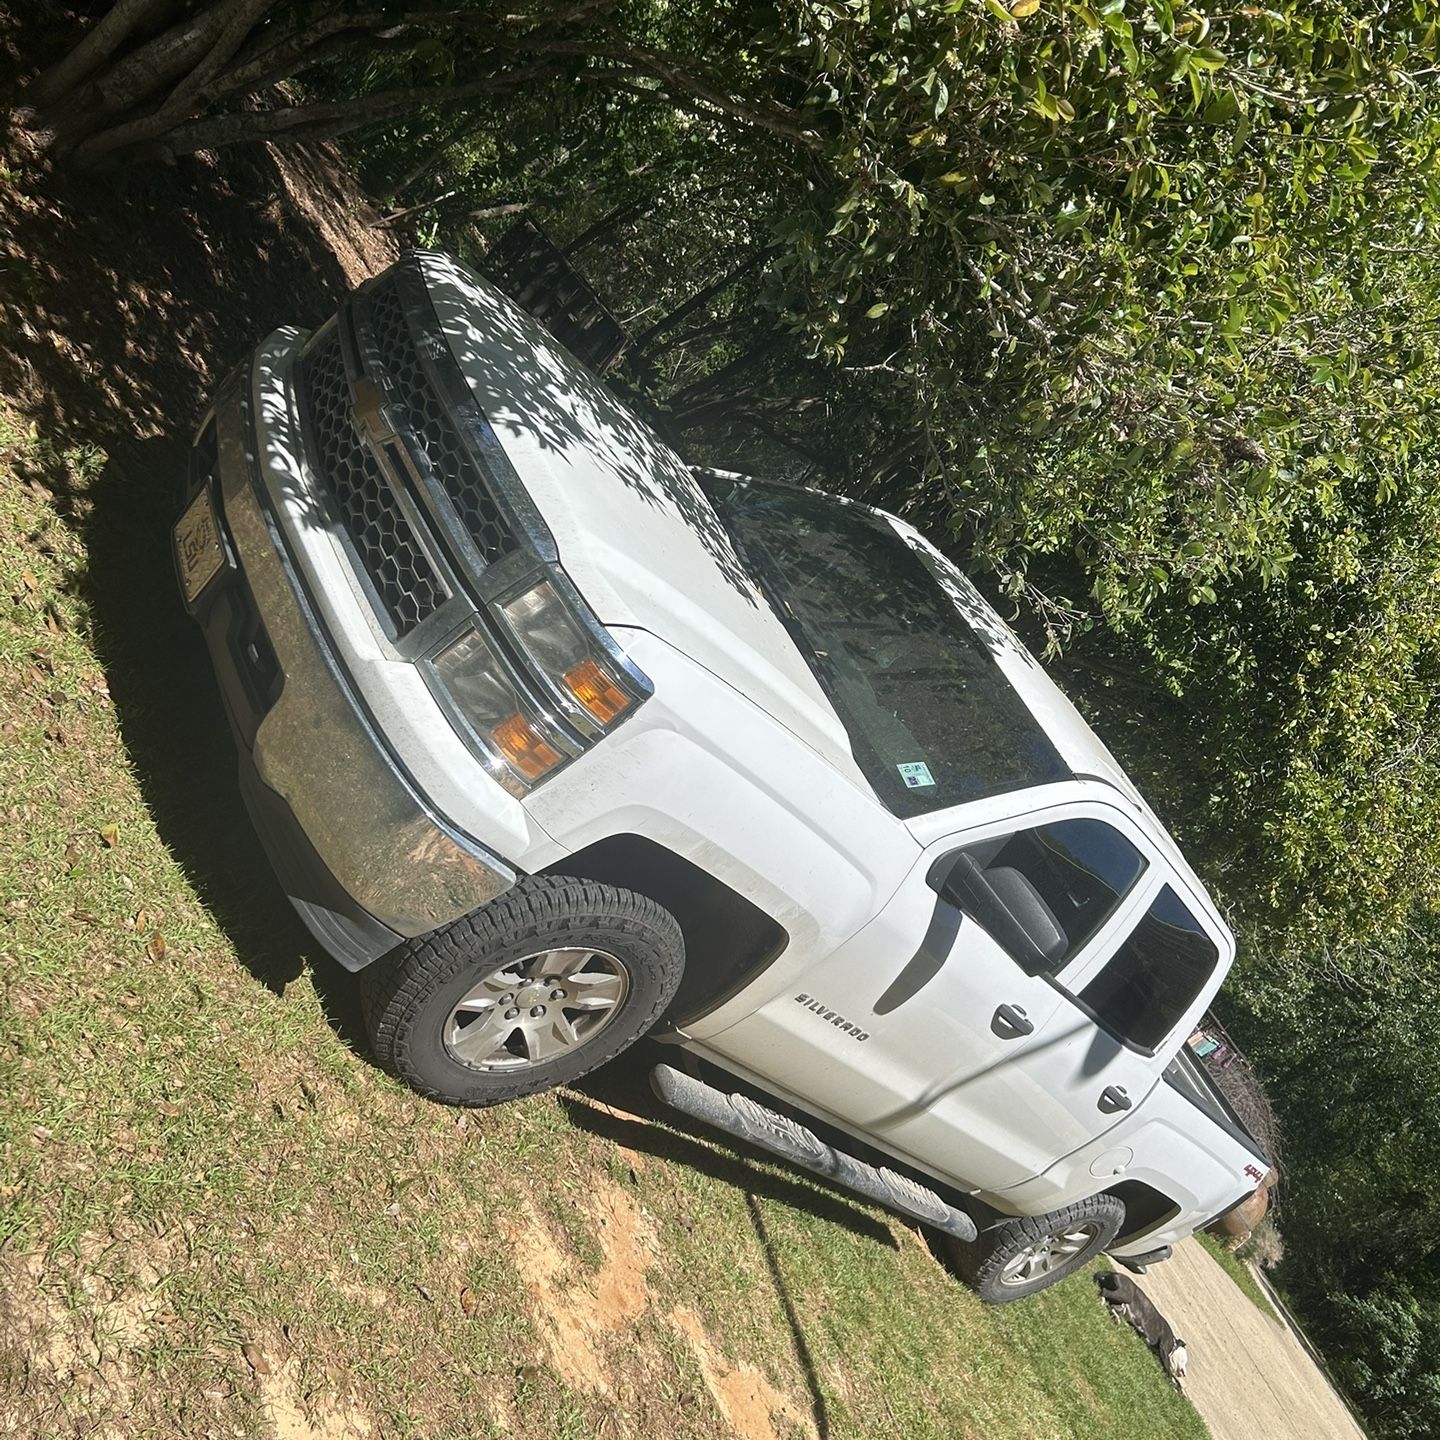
[37,0,360,158]
[95,2,234,114]
[185,4,386,111]
[27,0,179,108]
[162,0,278,115]
[43,0,239,150]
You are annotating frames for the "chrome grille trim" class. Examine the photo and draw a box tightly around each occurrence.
[364,278,521,572]
[298,325,448,637]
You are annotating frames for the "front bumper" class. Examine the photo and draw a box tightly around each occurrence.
[177,366,516,968]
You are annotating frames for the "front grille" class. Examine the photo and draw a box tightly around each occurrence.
[285,252,650,786]
[301,328,446,635]
[366,279,519,568]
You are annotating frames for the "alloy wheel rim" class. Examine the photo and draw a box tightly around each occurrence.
[443,947,630,1071]
[998,1221,1102,1287]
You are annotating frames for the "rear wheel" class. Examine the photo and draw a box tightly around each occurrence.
[361,875,685,1107]
[955,1194,1125,1303]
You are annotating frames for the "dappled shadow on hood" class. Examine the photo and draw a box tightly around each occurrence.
[423,251,760,603]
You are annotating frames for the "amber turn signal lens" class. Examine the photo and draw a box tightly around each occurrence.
[492,713,564,781]
[563,657,632,725]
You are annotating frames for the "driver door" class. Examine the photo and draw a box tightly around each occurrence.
[703,800,1163,1193]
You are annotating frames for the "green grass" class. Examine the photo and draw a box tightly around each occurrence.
[1197,1232,1281,1321]
[0,401,1209,1439]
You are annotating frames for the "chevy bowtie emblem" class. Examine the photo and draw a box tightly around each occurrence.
[351,375,395,444]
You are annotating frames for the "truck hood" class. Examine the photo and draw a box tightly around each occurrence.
[420,253,864,783]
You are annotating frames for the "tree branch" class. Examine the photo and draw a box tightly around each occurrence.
[203,3,405,105]
[73,64,553,166]
[507,37,822,150]
[166,0,278,112]
[27,0,181,107]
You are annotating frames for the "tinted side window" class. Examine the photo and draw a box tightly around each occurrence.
[1079,885,1218,1051]
[983,818,1147,971]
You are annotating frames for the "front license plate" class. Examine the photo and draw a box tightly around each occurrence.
[174,486,225,605]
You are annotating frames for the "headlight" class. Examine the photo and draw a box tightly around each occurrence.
[499,580,639,730]
[427,576,649,794]
[430,627,572,792]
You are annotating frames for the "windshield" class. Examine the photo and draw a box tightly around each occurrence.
[702,477,1070,818]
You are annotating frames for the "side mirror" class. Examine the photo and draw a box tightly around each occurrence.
[927,852,1064,976]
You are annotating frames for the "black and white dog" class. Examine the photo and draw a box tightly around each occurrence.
[1096,1272,1189,1389]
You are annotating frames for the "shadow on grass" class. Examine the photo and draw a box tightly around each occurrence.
[0,140,379,1046]
[745,1189,834,1438]
[563,1074,900,1253]
[62,427,374,1058]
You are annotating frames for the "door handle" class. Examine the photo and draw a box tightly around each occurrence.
[991,1003,1034,1038]
[1099,1085,1133,1113]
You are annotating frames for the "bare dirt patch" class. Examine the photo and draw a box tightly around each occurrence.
[504,1172,815,1437]
[670,1305,815,1440]
[324,1271,392,1311]
[0,1240,180,1439]
[505,1177,659,1394]
[253,1349,374,1440]
[2,1251,101,1388]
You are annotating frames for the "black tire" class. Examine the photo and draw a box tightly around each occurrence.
[361,875,684,1107]
[954,1194,1126,1304]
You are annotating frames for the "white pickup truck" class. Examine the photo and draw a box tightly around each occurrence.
[175,250,1271,1301]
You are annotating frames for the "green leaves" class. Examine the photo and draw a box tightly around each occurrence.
[1224,951,1440,1440]
[1099,7,1140,71]
[739,2,1440,991]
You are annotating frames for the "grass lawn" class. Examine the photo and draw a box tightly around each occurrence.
[0,397,1213,1439]
[1196,1233,1281,1322]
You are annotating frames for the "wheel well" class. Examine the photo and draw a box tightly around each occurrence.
[541,835,788,1023]
[1106,1180,1181,1245]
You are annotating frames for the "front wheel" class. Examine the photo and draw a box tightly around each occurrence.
[953,1194,1126,1303]
[361,876,685,1107]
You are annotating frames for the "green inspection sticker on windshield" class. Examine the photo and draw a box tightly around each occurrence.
[897,761,935,789]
